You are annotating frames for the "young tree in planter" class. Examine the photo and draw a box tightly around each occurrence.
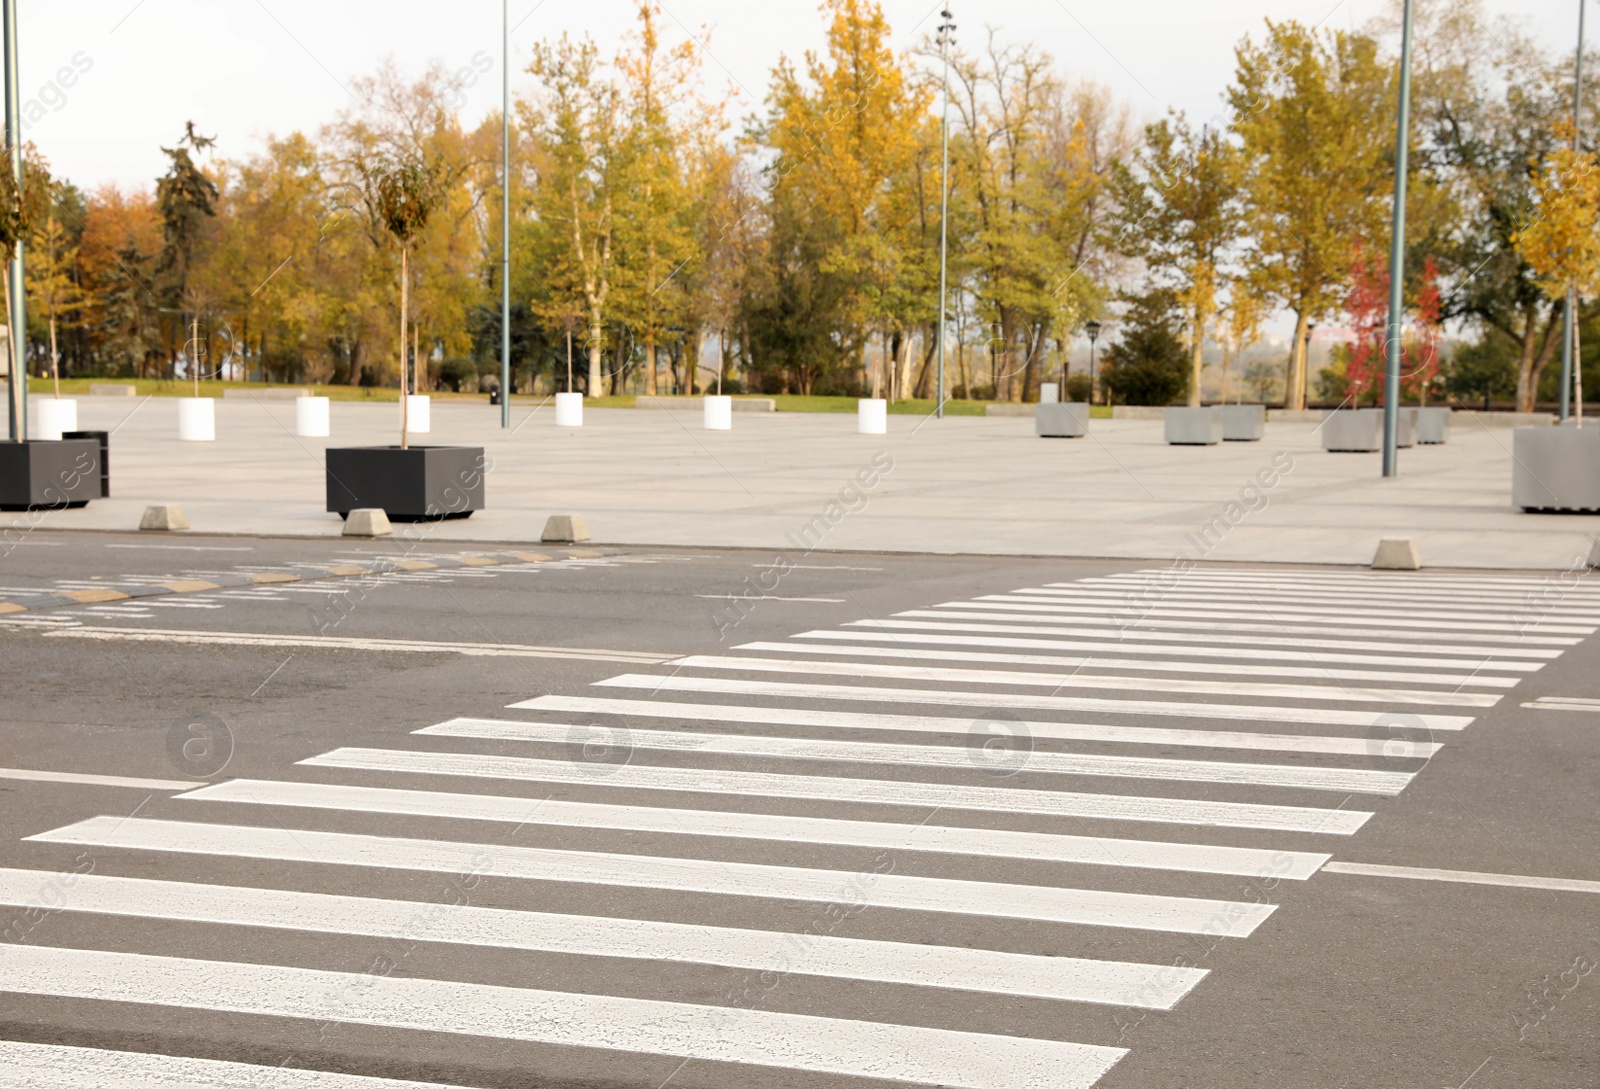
[1514,131,1600,422]
[364,155,443,448]
[1345,250,1444,408]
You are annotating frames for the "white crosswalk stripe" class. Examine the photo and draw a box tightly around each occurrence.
[732,639,1522,686]
[420,716,1417,793]
[846,616,1569,656]
[0,945,1126,1089]
[0,1041,474,1089]
[593,672,1480,729]
[664,652,1502,706]
[179,777,1332,878]
[29,816,1276,934]
[0,867,1205,1006]
[516,694,1447,756]
[299,745,1376,831]
[876,611,1580,648]
[955,597,1595,635]
[4,566,1587,1088]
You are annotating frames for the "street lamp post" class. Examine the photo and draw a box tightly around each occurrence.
[936,7,954,419]
[3,0,23,443]
[499,0,511,427]
[1381,0,1417,478]
[1085,320,1101,405]
[1561,0,1587,423]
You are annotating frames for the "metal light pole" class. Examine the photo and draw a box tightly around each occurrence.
[1381,0,1416,478]
[1561,0,1587,422]
[3,0,23,443]
[935,7,954,419]
[1085,320,1101,405]
[499,0,512,427]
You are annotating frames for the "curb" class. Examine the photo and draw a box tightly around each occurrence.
[0,547,613,616]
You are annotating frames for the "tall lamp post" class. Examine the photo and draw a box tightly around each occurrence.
[1381,0,1417,478]
[499,0,511,427]
[935,7,954,419]
[1561,0,1587,422]
[3,0,22,443]
[1085,320,1102,405]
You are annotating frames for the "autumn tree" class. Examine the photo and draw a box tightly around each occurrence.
[1110,113,1240,405]
[1514,131,1600,416]
[1228,21,1393,410]
[156,122,219,375]
[26,180,86,396]
[747,0,927,395]
[524,36,626,395]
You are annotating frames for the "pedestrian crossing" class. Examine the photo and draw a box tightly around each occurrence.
[1,565,1592,1087]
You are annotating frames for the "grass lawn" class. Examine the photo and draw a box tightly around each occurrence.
[25,378,1093,417]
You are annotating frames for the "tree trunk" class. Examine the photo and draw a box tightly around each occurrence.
[49,313,60,398]
[399,246,409,449]
[1515,304,1560,413]
[912,325,937,400]
[645,331,657,396]
[1188,305,1205,407]
[1285,309,1307,411]
[587,314,603,397]
[688,328,701,396]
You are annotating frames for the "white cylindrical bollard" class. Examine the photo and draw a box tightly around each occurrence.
[405,394,431,434]
[704,394,732,431]
[1039,382,1059,404]
[30,397,76,440]
[555,391,584,428]
[858,397,888,435]
[177,397,215,442]
[296,395,330,438]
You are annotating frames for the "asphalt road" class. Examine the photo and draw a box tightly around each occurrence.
[0,531,1596,1089]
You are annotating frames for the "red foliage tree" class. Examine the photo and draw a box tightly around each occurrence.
[1344,248,1388,407]
[1344,251,1442,406]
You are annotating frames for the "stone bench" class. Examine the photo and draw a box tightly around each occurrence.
[89,383,137,396]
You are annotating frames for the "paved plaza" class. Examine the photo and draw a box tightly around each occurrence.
[9,394,1597,569]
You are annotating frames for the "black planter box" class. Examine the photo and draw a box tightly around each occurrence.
[63,430,110,497]
[0,438,102,511]
[325,445,486,521]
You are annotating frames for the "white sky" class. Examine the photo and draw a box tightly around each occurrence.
[9,0,1586,348]
[19,0,1584,193]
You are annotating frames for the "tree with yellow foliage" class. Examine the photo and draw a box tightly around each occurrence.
[1109,114,1240,406]
[1514,131,1600,419]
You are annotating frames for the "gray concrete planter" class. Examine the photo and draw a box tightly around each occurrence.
[1036,402,1090,438]
[1322,408,1416,451]
[326,445,486,521]
[1416,406,1451,444]
[1220,404,1265,442]
[0,438,101,510]
[1512,426,1600,511]
[1164,406,1223,445]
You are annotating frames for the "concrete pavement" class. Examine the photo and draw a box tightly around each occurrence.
[7,394,1597,569]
